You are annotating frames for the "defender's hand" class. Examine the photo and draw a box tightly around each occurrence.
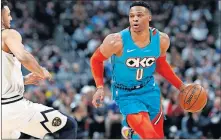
[92,88,104,108]
[24,73,44,85]
[41,67,52,81]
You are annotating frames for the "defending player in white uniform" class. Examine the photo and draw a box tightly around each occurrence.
[1,0,77,139]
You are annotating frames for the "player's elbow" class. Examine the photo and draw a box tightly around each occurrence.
[90,48,107,67]
[90,54,95,66]
[16,54,28,62]
[90,54,99,70]
[16,51,31,63]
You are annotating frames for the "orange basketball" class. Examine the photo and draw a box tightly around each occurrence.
[178,84,207,113]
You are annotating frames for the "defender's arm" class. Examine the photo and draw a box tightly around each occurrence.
[4,29,47,79]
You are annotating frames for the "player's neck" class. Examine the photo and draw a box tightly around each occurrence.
[131,28,150,42]
[1,25,5,30]
[1,23,6,30]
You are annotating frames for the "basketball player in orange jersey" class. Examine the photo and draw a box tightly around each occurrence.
[1,0,77,139]
[90,1,189,139]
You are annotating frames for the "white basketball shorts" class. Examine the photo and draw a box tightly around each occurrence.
[2,98,67,139]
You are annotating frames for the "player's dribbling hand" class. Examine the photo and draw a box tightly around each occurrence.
[92,87,104,108]
[179,83,188,92]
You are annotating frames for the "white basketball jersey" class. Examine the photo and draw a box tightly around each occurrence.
[2,50,24,100]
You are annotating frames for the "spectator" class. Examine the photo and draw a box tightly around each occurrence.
[179,112,203,139]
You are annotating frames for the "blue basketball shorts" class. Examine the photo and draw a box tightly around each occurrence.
[112,85,162,127]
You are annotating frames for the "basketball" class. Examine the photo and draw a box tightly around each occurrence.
[178,84,208,113]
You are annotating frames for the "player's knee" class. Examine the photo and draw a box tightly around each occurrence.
[127,112,145,128]
[127,112,160,138]
[55,115,78,139]
[64,116,78,133]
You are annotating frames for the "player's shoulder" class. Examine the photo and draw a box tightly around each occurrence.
[4,29,22,40]
[104,33,122,47]
[159,31,170,47]
[5,29,21,35]
[159,31,170,51]
[159,31,169,40]
[105,33,122,42]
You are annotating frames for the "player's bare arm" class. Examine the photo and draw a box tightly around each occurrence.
[100,33,123,58]
[159,32,170,56]
[3,29,51,80]
[90,33,122,108]
[156,32,186,91]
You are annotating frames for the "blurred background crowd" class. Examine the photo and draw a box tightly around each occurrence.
[7,0,220,139]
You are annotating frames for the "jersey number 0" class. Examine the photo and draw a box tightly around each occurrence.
[136,68,143,80]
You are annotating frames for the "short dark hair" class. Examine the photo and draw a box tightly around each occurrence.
[130,1,151,13]
[1,0,8,10]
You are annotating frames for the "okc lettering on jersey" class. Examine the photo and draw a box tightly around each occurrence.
[126,57,156,68]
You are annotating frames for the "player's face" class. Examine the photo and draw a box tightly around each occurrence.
[129,6,152,32]
[2,6,12,29]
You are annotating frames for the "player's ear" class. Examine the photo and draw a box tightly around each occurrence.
[149,15,152,21]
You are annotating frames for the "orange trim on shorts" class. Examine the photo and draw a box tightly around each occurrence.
[151,96,163,125]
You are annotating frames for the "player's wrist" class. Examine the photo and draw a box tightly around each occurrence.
[96,86,104,89]
[179,83,186,92]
